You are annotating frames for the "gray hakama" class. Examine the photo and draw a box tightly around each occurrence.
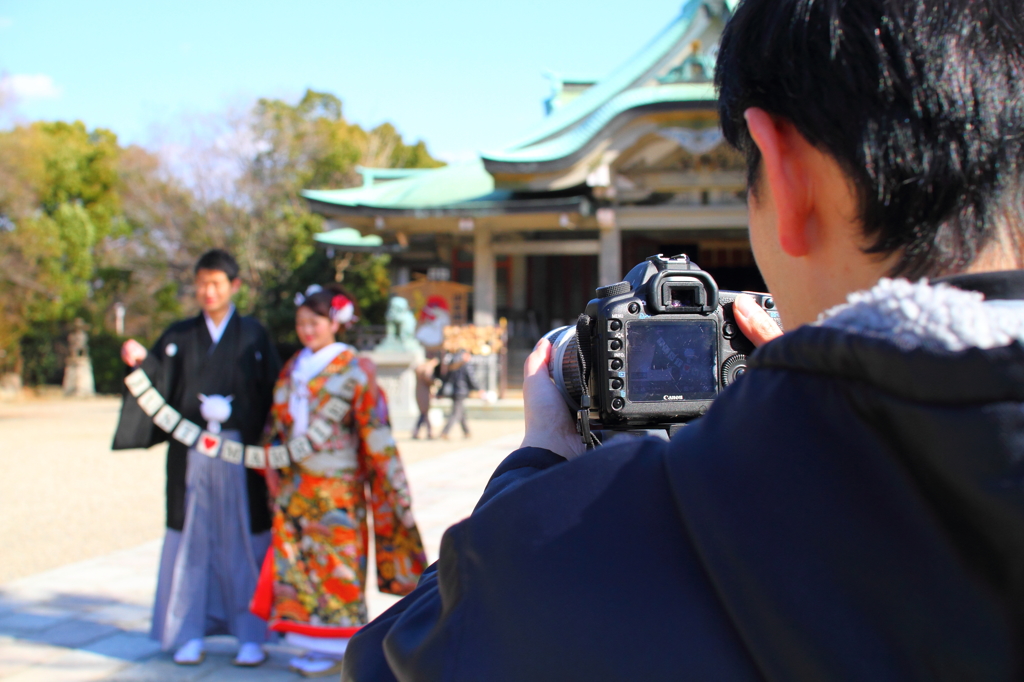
[150,431,270,650]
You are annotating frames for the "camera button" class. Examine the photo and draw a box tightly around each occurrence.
[611,398,625,411]
[764,297,775,310]
[610,359,623,370]
[607,319,622,332]
[627,302,641,314]
[723,322,737,338]
[608,339,622,351]
[610,378,623,390]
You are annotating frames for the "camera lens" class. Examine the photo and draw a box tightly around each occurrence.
[543,326,584,410]
[610,359,623,370]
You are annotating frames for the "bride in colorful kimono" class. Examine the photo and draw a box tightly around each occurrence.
[252,284,427,678]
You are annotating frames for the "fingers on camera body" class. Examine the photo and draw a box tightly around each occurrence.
[734,295,783,347]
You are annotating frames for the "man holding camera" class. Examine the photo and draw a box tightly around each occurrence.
[344,0,1024,678]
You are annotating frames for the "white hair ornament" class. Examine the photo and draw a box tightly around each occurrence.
[293,284,324,307]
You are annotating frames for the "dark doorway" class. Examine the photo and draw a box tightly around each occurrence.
[697,245,767,292]
[525,254,598,333]
[623,235,767,293]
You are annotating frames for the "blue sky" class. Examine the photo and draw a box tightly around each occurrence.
[0,0,683,162]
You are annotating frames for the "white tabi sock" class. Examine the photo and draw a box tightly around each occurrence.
[234,642,266,666]
[173,638,205,665]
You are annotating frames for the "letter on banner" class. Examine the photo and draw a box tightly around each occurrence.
[153,404,182,433]
[220,440,244,464]
[268,445,290,469]
[195,432,221,458]
[325,369,363,402]
[320,397,348,422]
[307,419,333,447]
[124,369,152,397]
[288,437,313,462]
[173,419,202,447]
[244,445,267,468]
[137,387,166,417]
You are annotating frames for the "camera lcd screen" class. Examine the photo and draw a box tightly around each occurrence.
[625,320,718,402]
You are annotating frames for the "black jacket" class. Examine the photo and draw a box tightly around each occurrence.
[112,312,281,532]
[439,358,479,400]
[345,272,1024,681]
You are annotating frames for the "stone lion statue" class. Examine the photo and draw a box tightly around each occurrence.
[377,296,423,352]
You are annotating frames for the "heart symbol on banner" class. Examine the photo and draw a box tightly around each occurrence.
[202,436,217,450]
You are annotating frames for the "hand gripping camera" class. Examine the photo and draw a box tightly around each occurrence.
[543,254,781,445]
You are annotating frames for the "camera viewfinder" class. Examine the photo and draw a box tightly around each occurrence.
[661,280,705,311]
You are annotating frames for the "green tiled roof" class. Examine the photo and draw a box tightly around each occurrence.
[302,160,495,210]
[314,227,383,247]
[485,82,715,166]
[303,158,587,215]
[482,0,731,167]
[303,0,738,214]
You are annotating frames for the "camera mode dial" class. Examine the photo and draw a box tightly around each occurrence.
[597,282,631,299]
[721,354,748,387]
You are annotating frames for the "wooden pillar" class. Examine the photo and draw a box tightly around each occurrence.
[510,255,528,312]
[473,224,496,326]
[597,208,622,285]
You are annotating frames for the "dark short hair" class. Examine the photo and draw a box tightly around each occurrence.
[194,249,240,280]
[716,0,1024,278]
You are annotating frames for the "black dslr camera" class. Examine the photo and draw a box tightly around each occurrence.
[543,254,781,444]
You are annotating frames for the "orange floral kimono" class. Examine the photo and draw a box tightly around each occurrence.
[258,345,426,638]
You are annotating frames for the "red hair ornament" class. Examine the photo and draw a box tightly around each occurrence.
[330,294,356,325]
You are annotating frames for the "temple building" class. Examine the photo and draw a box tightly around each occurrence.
[303,0,760,357]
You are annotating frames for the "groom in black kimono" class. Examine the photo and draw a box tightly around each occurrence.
[113,249,281,667]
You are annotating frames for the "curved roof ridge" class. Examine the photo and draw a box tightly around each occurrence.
[483,82,716,167]
[485,0,716,158]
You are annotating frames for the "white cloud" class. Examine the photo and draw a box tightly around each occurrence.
[0,73,61,100]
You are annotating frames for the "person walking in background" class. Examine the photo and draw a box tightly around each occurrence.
[252,284,426,678]
[112,249,280,667]
[412,356,439,439]
[438,349,478,440]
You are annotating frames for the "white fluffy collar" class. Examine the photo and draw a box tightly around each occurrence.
[816,277,1024,352]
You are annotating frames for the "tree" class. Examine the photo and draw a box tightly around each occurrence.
[0,121,122,378]
[0,89,443,387]
[229,89,443,343]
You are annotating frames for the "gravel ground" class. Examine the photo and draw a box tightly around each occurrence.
[0,398,165,584]
[0,396,524,584]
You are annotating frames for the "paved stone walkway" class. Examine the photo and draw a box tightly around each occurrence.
[0,431,523,681]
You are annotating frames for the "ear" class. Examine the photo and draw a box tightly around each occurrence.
[744,108,812,257]
[230,278,242,295]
